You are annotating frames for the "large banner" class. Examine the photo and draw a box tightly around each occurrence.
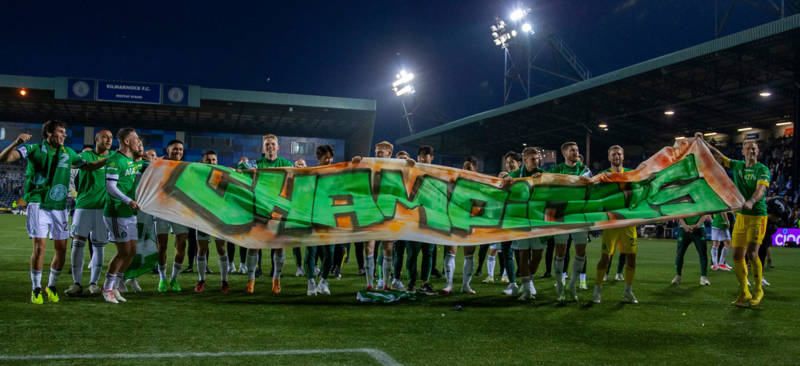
[136,138,744,249]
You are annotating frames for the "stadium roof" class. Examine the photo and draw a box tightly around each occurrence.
[0,75,376,157]
[397,14,800,163]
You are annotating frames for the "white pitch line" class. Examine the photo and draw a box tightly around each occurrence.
[0,348,402,366]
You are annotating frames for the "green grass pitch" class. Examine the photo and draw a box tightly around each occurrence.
[0,214,798,365]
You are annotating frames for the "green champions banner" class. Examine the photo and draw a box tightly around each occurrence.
[136,137,744,249]
[124,212,158,279]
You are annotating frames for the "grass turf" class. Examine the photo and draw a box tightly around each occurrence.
[0,214,798,365]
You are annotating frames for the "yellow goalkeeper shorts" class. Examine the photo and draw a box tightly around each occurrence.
[732,213,767,248]
[601,226,638,255]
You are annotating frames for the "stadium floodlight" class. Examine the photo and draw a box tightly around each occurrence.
[759,90,772,97]
[776,121,793,126]
[395,85,414,96]
[598,123,608,129]
[675,136,686,140]
[491,17,514,48]
[737,127,752,132]
[664,109,675,116]
[393,69,417,134]
[521,22,533,34]
[510,8,530,21]
[18,89,27,96]
[393,70,415,96]
[704,132,717,136]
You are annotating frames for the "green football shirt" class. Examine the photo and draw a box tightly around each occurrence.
[548,161,590,176]
[17,142,85,210]
[75,150,109,209]
[683,215,702,226]
[103,151,140,218]
[238,156,294,169]
[725,158,769,216]
[600,166,631,174]
[711,213,728,229]
[508,164,543,178]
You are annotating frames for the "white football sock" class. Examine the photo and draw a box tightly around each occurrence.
[218,255,229,282]
[720,247,729,265]
[103,272,115,291]
[70,238,86,284]
[171,262,182,280]
[554,256,565,292]
[554,256,565,278]
[365,256,375,288]
[569,256,585,288]
[197,256,207,282]
[89,244,105,284]
[710,246,719,266]
[114,273,124,289]
[47,268,61,288]
[158,264,168,281]
[245,251,259,281]
[382,256,393,287]
[30,269,42,290]
[272,252,284,280]
[487,255,496,277]
[462,255,474,287]
[445,254,456,287]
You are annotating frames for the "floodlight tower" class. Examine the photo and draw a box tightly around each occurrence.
[393,69,416,134]
[490,8,534,105]
[490,3,592,105]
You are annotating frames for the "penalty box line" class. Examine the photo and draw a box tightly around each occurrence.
[0,348,402,366]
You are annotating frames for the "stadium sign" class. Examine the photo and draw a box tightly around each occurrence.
[137,138,744,249]
[97,80,161,104]
[66,79,189,106]
[771,228,800,247]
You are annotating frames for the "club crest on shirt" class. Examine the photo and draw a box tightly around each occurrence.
[48,184,67,201]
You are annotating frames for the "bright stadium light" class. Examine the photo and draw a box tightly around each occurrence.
[759,90,772,97]
[737,127,752,132]
[491,17,513,48]
[393,69,417,134]
[510,8,530,21]
[664,109,675,116]
[395,84,414,96]
[18,89,27,96]
[776,121,793,126]
[521,22,533,34]
[598,123,608,129]
[675,136,686,140]
[510,9,525,21]
[704,132,717,136]
[393,70,415,96]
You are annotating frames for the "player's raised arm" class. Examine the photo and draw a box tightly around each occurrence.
[81,157,108,171]
[696,132,729,167]
[0,133,32,163]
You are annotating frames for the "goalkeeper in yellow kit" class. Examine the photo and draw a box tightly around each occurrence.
[702,134,768,307]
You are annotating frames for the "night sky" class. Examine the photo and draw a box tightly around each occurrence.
[0,1,777,145]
